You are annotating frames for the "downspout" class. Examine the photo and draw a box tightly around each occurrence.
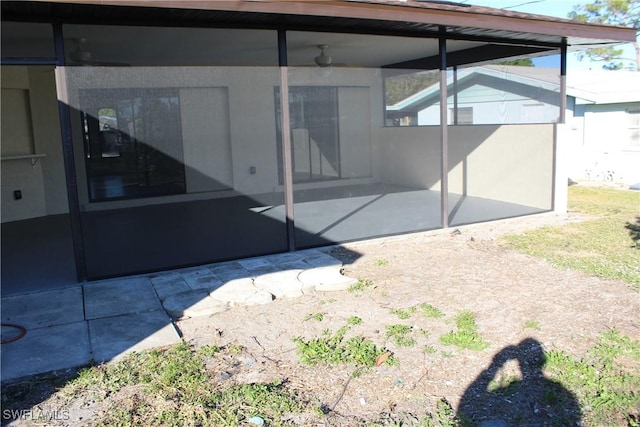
[439,31,449,228]
[53,22,87,281]
[278,29,296,251]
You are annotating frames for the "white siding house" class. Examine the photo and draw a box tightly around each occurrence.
[389,66,640,187]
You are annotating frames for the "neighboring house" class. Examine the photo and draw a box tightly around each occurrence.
[565,71,640,186]
[388,66,640,186]
[0,0,635,291]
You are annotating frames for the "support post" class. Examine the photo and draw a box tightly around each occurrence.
[53,22,87,281]
[560,39,567,124]
[439,33,450,228]
[278,29,296,251]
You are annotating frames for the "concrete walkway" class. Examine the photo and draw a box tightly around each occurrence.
[0,249,356,382]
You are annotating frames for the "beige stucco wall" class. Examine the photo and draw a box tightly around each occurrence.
[378,126,442,189]
[66,66,380,211]
[448,124,554,209]
[377,124,555,210]
[1,66,67,223]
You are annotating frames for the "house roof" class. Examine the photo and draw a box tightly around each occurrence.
[566,70,640,104]
[2,0,636,51]
[388,66,640,112]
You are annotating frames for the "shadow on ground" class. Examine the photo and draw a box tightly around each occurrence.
[457,338,582,426]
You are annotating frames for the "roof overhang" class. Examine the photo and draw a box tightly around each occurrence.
[2,0,636,50]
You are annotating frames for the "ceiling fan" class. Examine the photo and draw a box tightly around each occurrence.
[314,44,333,67]
[67,38,129,66]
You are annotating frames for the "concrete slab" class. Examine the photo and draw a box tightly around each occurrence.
[254,270,305,298]
[264,252,304,264]
[210,262,251,282]
[1,322,90,381]
[237,257,275,270]
[298,265,358,292]
[298,250,343,268]
[162,291,228,318]
[180,269,224,291]
[84,277,162,320]
[1,286,84,329]
[150,273,191,302]
[88,310,180,363]
[277,259,313,270]
[209,278,274,307]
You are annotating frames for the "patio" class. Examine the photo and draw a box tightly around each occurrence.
[0,248,356,382]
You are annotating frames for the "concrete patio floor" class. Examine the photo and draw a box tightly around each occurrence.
[0,248,355,382]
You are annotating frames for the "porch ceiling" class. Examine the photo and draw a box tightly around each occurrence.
[2,0,636,51]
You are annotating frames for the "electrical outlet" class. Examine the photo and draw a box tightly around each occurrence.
[13,190,22,200]
[249,166,257,175]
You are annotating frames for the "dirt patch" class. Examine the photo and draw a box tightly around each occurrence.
[4,212,639,425]
[173,212,639,424]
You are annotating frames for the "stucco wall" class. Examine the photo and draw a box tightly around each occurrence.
[67,66,380,211]
[377,124,554,210]
[1,66,67,223]
[448,124,554,209]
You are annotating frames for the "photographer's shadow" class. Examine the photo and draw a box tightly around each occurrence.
[457,338,582,426]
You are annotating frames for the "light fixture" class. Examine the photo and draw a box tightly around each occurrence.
[314,44,333,67]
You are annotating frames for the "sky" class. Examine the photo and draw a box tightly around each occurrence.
[463,0,638,71]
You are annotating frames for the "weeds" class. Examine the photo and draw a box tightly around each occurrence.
[348,278,375,293]
[524,320,541,331]
[390,306,417,320]
[439,310,489,351]
[375,258,390,267]
[544,330,640,425]
[420,303,445,318]
[390,303,444,320]
[57,342,304,426]
[303,312,325,322]
[293,320,393,367]
[385,324,417,348]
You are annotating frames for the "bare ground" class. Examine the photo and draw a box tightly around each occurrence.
[175,212,640,425]
[5,212,640,426]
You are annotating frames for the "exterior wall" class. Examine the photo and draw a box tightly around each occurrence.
[566,101,640,185]
[378,126,441,189]
[374,124,555,211]
[447,124,554,210]
[1,66,67,223]
[66,66,381,211]
[418,83,560,125]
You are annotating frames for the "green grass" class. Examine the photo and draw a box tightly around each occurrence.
[390,306,417,319]
[375,258,390,267]
[544,330,640,426]
[420,303,445,319]
[303,312,325,322]
[524,320,541,331]
[439,310,489,351]
[390,303,444,320]
[57,342,304,426]
[385,324,417,348]
[502,186,640,289]
[348,278,375,293]
[293,320,394,367]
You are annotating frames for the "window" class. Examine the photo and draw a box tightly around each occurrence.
[450,107,473,125]
[79,88,186,201]
[275,86,340,184]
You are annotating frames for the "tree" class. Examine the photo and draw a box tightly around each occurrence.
[499,58,535,66]
[568,0,640,70]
